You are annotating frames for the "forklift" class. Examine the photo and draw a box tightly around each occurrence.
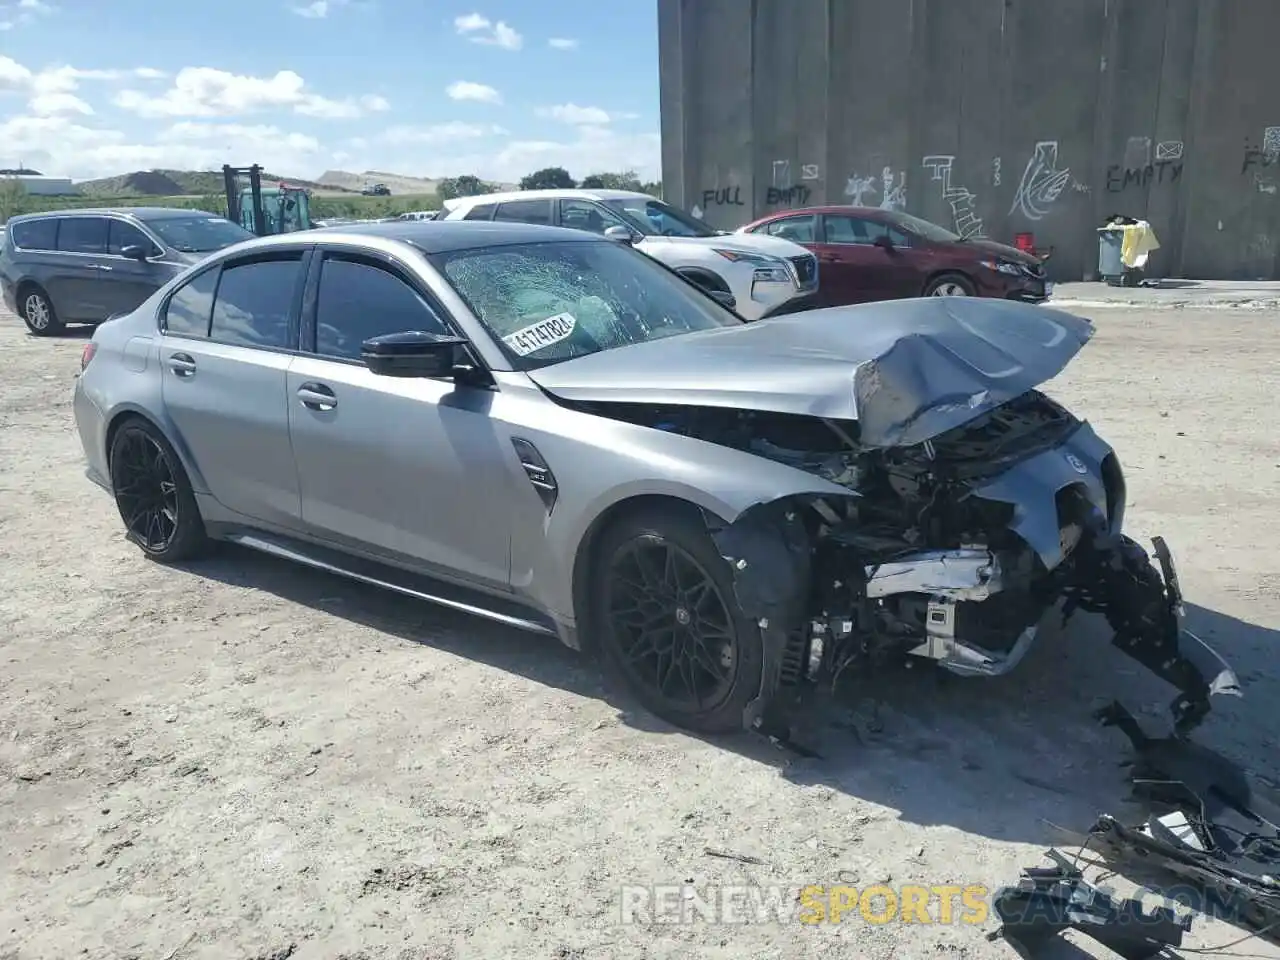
[222,164,313,236]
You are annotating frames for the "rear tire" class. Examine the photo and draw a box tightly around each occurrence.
[20,285,63,336]
[591,504,766,734]
[108,418,207,563]
[924,272,975,297]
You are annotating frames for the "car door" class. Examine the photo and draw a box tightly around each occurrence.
[102,217,169,316]
[47,215,111,321]
[158,248,308,529]
[809,214,891,304]
[286,248,512,590]
[860,219,924,298]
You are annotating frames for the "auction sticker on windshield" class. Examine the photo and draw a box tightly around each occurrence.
[503,313,577,356]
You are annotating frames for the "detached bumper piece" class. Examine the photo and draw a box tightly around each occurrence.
[987,848,1191,960]
[1066,532,1241,735]
[1086,701,1280,941]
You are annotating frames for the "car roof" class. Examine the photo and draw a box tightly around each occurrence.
[244,219,603,254]
[443,188,655,211]
[7,207,220,222]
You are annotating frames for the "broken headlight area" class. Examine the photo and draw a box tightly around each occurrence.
[577,391,1241,735]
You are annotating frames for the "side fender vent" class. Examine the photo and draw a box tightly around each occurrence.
[511,437,558,512]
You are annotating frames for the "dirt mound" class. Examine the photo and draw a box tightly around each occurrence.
[118,171,187,195]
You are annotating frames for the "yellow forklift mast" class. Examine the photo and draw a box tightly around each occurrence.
[222,164,313,236]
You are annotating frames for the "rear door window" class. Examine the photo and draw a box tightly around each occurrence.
[824,216,908,246]
[56,216,108,254]
[208,254,304,350]
[9,218,58,250]
[163,268,219,337]
[463,203,496,221]
[493,200,553,225]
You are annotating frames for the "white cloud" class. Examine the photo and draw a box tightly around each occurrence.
[548,38,578,50]
[113,67,387,119]
[0,58,165,115]
[453,12,522,50]
[446,81,501,105]
[381,122,507,145]
[0,0,52,30]
[28,92,91,116]
[0,114,332,181]
[291,0,328,16]
[536,103,613,125]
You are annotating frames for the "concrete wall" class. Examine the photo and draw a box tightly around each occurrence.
[658,0,1280,281]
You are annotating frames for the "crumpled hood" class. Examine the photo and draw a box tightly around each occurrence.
[528,297,1094,449]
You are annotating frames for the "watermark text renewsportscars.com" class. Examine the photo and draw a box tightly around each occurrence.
[619,884,991,926]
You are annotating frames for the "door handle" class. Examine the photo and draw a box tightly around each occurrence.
[818,254,840,263]
[297,382,337,411]
[95,264,113,271]
[167,353,196,377]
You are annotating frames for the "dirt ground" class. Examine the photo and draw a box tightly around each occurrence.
[1,305,1278,960]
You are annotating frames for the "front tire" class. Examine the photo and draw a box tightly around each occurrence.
[924,272,975,297]
[108,418,207,563]
[591,504,766,734]
[20,285,64,336]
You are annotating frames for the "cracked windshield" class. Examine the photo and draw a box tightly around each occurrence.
[1,1,1277,958]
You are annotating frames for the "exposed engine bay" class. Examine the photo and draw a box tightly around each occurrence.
[569,389,1241,737]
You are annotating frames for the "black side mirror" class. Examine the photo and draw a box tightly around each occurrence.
[873,234,894,250]
[120,244,150,261]
[708,289,737,310]
[361,330,472,378]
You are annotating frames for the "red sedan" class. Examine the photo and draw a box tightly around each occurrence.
[737,206,1051,307]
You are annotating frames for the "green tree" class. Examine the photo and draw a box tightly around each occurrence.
[437,174,493,201]
[580,170,643,191]
[640,180,663,199]
[519,166,576,190]
[0,177,28,222]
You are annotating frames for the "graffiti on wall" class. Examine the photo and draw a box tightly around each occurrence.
[844,173,877,206]
[699,186,746,209]
[991,157,1002,187]
[920,155,985,238]
[801,164,820,180]
[1155,140,1183,161]
[1241,129,1280,173]
[842,167,906,210]
[765,185,812,206]
[1009,141,1072,220]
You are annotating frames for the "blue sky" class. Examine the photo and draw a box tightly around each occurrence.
[0,0,661,183]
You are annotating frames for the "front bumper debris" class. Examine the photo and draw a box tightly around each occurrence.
[1080,701,1280,941]
[1064,532,1241,735]
[987,848,1192,959]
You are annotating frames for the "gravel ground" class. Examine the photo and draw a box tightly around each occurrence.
[1,306,1278,960]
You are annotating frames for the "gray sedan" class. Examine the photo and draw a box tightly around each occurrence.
[71,220,1239,738]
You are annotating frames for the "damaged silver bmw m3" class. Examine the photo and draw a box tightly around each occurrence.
[72,222,1240,739]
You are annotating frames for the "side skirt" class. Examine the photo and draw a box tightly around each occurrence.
[221,529,561,638]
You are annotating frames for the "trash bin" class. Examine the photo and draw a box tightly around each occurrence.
[1097,227,1124,282]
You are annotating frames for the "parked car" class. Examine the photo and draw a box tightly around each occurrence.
[362,183,391,196]
[738,206,1051,306]
[1,207,254,336]
[440,189,819,321]
[72,220,1237,738]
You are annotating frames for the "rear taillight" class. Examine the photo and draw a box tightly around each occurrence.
[80,342,97,371]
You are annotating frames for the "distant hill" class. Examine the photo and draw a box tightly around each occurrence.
[317,169,443,196]
[76,169,359,197]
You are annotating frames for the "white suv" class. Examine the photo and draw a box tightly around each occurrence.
[439,189,819,321]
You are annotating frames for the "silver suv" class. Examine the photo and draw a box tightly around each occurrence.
[1,207,253,336]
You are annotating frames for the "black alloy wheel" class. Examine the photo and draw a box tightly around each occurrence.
[109,420,206,562]
[607,536,738,712]
[593,505,766,734]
